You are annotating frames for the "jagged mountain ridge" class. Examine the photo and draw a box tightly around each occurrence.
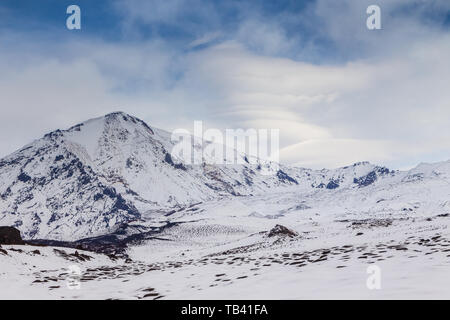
[0,112,398,240]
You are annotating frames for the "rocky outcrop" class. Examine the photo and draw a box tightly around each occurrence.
[267,224,298,238]
[0,226,25,245]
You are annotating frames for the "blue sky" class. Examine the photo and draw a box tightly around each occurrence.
[1,0,447,60]
[0,0,449,169]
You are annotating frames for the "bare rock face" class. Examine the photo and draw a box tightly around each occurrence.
[267,224,298,238]
[0,226,25,245]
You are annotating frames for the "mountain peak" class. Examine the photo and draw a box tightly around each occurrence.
[104,111,135,121]
[103,111,155,135]
[61,111,155,139]
[105,111,129,117]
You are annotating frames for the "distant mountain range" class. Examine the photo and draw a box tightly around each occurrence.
[1,111,448,241]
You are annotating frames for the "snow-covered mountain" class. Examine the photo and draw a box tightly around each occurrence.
[2,112,450,300]
[0,111,446,241]
[0,112,292,240]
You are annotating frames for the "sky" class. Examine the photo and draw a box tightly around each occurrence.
[0,0,449,169]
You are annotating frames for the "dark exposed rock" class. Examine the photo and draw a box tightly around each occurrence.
[267,224,298,238]
[315,182,326,189]
[17,172,31,183]
[326,180,339,189]
[276,170,298,184]
[164,152,187,170]
[354,166,391,187]
[0,226,25,245]
[348,218,393,229]
[73,250,93,261]
[354,171,377,187]
[52,248,93,262]
[27,221,183,258]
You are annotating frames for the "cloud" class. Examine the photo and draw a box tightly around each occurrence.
[173,39,450,168]
[113,0,224,40]
[188,32,222,48]
[280,139,395,169]
[0,0,448,170]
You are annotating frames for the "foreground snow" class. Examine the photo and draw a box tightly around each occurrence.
[1,192,449,299]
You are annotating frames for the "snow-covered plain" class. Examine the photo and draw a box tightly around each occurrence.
[1,112,450,299]
[1,192,449,299]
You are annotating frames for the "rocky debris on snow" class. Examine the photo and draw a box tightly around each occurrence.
[0,244,7,255]
[336,218,395,229]
[53,248,93,262]
[13,229,449,300]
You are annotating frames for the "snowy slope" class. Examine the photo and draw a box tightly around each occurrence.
[0,112,392,240]
[0,111,449,243]
[1,199,449,299]
[1,112,450,299]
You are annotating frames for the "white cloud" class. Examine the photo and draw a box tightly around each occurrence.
[188,32,222,48]
[280,139,395,169]
[0,1,449,170]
